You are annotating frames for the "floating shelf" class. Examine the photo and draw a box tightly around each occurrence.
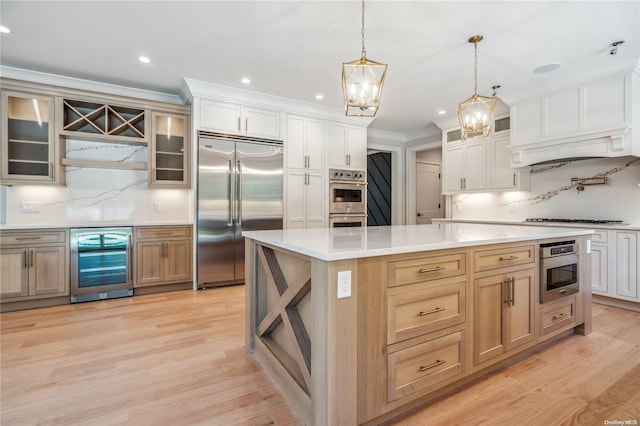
[61,158,147,171]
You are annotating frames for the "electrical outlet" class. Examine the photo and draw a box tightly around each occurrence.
[337,270,351,299]
[21,201,40,213]
[153,201,161,212]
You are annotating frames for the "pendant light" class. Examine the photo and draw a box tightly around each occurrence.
[341,0,387,117]
[458,35,496,140]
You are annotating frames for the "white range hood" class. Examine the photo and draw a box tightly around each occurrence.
[508,64,639,167]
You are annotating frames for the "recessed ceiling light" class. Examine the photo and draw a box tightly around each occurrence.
[138,56,151,64]
[0,25,11,34]
[315,94,324,100]
[533,63,561,74]
[241,78,251,84]
[438,110,446,115]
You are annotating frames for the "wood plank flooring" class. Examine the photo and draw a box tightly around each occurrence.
[2,286,639,426]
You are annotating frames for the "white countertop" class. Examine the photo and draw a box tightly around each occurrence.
[243,223,594,261]
[0,221,193,230]
[431,218,640,232]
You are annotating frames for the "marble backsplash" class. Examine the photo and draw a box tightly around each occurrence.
[451,156,640,225]
[1,141,191,226]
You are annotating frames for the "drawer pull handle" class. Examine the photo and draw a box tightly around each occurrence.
[553,312,568,321]
[419,359,446,372]
[419,266,445,273]
[15,236,42,241]
[498,256,518,261]
[419,307,446,316]
[155,232,173,236]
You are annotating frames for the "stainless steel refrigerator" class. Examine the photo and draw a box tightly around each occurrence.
[197,132,283,287]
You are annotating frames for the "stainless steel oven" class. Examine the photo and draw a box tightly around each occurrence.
[540,240,579,303]
[329,168,367,215]
[70,227,134,303]
[329,214,367,228]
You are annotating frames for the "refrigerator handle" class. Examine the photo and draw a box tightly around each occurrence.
[227,160,233,226]
[237,160,243,225]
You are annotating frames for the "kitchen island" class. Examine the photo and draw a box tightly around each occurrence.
[243,224,594,425]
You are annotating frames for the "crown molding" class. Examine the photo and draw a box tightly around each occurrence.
[0,66,184,105]
[183,77,373,126]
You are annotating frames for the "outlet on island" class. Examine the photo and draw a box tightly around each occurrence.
[337,270,352,299]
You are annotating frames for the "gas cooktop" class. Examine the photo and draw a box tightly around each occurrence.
[525,218,625,225]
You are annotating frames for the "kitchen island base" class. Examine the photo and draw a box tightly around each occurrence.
[244,225,592,425]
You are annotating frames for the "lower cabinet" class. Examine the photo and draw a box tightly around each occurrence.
[474,267,535,365]
[134,226,192,287]
[0,229,68,302]
[387,330,466,402]
[591,229,639,303]
[539,295,577,338]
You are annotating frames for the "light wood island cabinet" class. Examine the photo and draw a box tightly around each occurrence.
[133,225,192,289]
[243,224,593,425]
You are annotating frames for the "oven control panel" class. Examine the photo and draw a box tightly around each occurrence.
[329,168,366,182]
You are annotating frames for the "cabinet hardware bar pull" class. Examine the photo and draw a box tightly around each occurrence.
[237,117,241,131]
[498,255,518,261]
[30,248,34,268]
[245,117,248,132]
[460,178,464,189]
[419,266,445,273]
[419,359,446,372]
[510,277,515,306]
[228,160,233,226]
[419,307,446,316]
[504,280,510,304]
[513,173,516,186]
[553,312,567,321]
[15,236,42,240]
[23,249,28,269]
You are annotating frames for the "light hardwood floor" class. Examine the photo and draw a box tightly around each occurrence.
[1,286,639,426]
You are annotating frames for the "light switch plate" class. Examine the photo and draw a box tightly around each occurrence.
[337,270,351,299]
[21,201,40,213]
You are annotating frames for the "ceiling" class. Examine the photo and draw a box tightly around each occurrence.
[1,1,639,136]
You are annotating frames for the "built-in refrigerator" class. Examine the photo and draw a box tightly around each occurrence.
[197,132,283,287]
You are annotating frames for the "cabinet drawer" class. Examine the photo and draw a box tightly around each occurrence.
[388,281,465,344]
[387,330,465,402]
[591,230,608,243]
[473,244,534,272]
[388,253,466,288]
[539,297,576,336]
[135,226,191,240]
[1,230,66,245]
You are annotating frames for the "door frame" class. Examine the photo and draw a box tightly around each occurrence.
[405,141,442,225]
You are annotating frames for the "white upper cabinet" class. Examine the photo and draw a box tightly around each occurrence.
[510,71,639,167]
[200,99,281,140]
[286,115,324,170]
[442,138,487,193]
[327,122,367,169]
[490,131,530,191]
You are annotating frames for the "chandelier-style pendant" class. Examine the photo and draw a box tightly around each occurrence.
[458,35,496,140]
[341,0,387,117]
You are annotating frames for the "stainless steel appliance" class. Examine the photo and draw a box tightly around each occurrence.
[70,227,133,303]
[329,168,367,215]
[540,240,580,303]
[197,132,283,287]
[329,214,367,228]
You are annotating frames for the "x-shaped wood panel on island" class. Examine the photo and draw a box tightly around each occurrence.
[256,245,312,393]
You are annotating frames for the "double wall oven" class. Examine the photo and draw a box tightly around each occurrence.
[329,168,367,227]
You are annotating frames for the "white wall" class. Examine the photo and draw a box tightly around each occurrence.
[451,157,640,224]
[3,141,191,225]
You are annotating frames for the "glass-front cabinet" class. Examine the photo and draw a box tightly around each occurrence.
[150,112,189,188]
[1,91,57,184]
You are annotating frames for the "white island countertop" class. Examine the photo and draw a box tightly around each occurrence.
[243,223,594,261]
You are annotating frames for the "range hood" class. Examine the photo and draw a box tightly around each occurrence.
[508,68,639,168]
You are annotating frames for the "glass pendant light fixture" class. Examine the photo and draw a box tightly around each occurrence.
[341,0,387,117]
[458,35,496,140]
